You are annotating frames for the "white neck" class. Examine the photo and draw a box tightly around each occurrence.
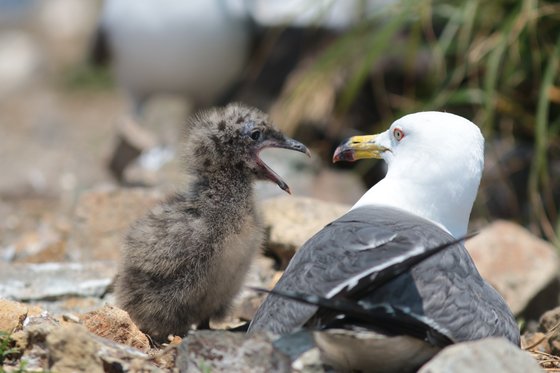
[351,176,477,238]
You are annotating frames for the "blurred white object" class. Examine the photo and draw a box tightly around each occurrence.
[36,0,99,67]
[39,0,97,42]
[137,146,174,171]
[97,0,253,180]
[0,31,41,96]
[248,0,398,30]
[99,0,253,111]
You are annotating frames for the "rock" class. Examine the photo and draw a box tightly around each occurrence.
[176,331,291,372]
[261,196,350,268]
[538,307,560,355]
[12,313,61,371]
[0,261,116,302]
[540,306,560,332]
[521,332,550,354]
[16,317,158,373]
[418,337,543,373]
[20,315,63,356]
[0,299,42,333]
[89,334,156,372]
[310,168,366,205]
[42,296,105,315]
[44,323,157,372]
[66,186,163,261]
[465,221,560,317]
[46,324,104,373]
[0,197,69,262]
[8,223,66,263]
[81,305,150,352]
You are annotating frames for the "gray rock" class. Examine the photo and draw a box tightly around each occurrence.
[0,298,43,332]
[16,318,158,373]
[0,261,116,302]
[5,222,66,263]
[465,221,560,317]
[66,186,164,261]
[176,331,291,373]
[307,168,366,205]
[46,324,105,373]
[261,196,350,268]
[81,304,151,352]
[418,337,543,373]
[15,316,60,371]
[538,306,560,355]
[540,306,560,333]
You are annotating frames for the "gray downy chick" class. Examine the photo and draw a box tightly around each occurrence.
[115,103,309,341]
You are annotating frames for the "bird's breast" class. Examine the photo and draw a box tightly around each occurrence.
[207,214,264,300]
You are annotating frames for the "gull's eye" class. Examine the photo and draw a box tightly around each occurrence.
[250,129,262,141]
[393,128,405,141]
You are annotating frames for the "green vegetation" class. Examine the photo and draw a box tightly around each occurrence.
[60,63,114,91]
[198,359,212,373]
[291,0,560,243]
[0,332,52,373]
[0,331,25,373]
[0,361,28,373]
[0,331,19,366]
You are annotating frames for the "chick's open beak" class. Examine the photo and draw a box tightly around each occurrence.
[332,134,387,163]
[256,136,310,194]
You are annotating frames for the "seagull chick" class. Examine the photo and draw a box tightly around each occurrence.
[115,103,309,341]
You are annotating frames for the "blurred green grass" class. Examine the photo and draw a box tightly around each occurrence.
[59,63,114,91]
[290,0,560,243]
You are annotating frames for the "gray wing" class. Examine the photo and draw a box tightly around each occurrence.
[248,206,519,345]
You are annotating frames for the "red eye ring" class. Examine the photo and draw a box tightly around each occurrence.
[393,128,405,141]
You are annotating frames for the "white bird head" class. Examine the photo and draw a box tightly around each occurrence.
[333,112,485,238]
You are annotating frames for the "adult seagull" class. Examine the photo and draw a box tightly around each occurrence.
[248,112,519,350]
[93,0,253,180]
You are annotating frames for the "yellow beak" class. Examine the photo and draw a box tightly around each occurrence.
[332,134,387,163]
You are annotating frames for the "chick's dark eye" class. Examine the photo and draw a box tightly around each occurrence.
[250,129,261,141]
